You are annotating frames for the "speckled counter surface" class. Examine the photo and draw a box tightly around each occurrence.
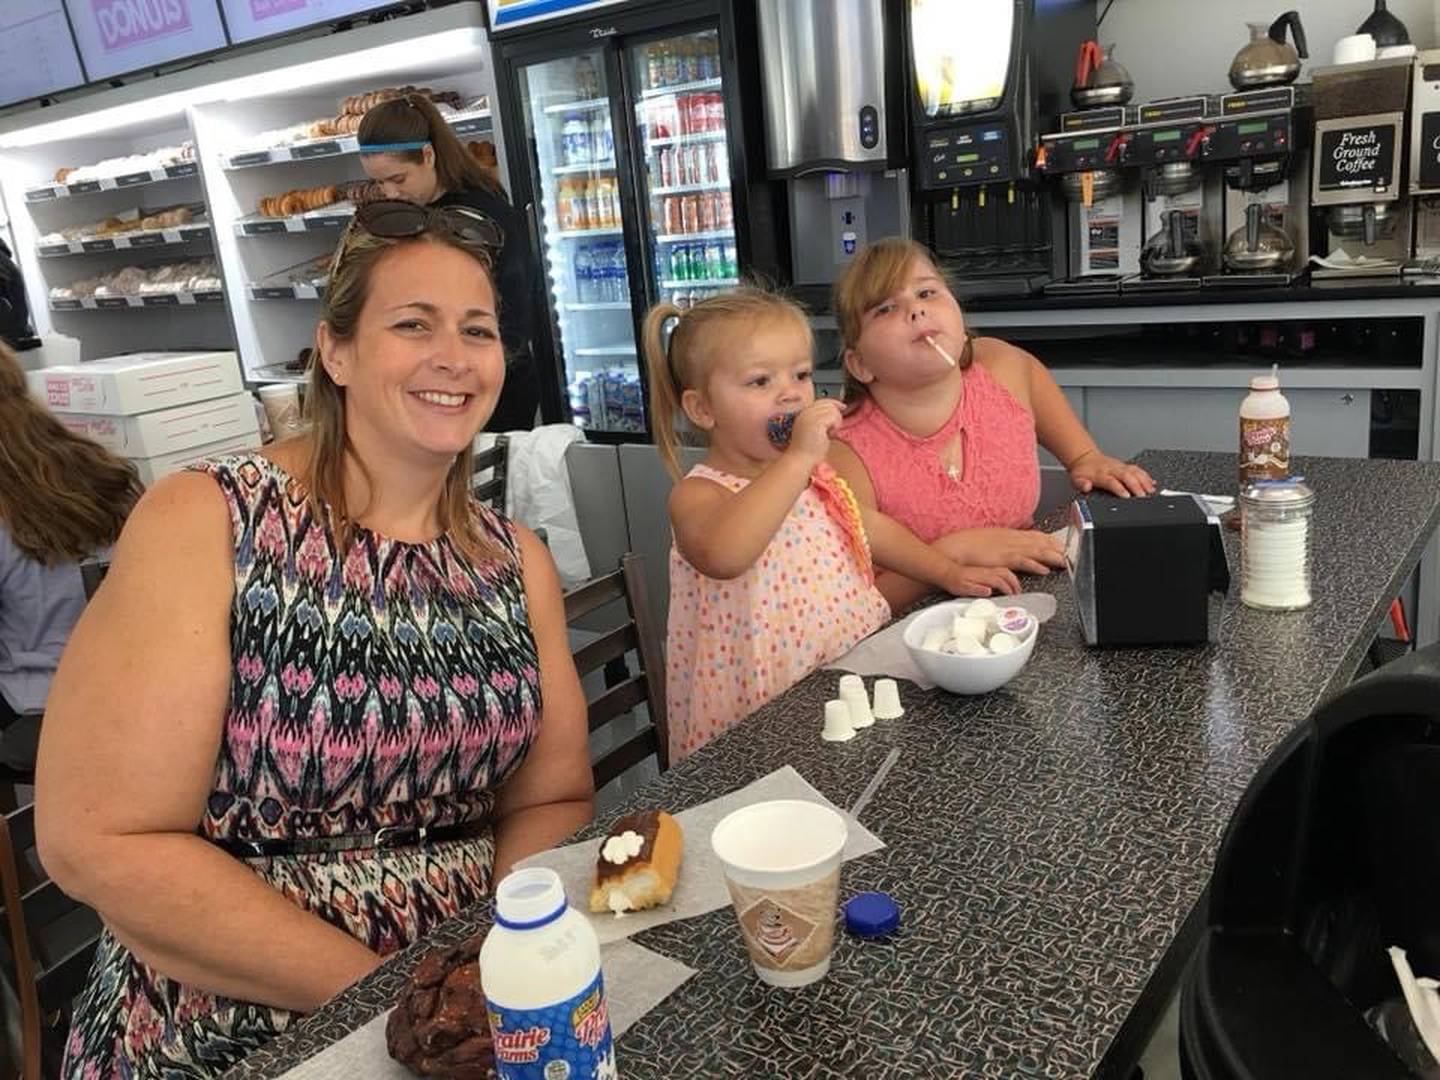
[230,451,1440,1080]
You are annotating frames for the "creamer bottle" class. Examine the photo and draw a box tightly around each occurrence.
[481,867,617,1080]
[1239,364,1291,488]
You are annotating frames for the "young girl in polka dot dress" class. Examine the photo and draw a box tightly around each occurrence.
[644,287,1018,761]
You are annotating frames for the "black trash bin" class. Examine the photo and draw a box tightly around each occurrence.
[1179,664,1440,1079]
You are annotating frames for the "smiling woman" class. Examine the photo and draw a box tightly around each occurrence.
[36,203,594,1078]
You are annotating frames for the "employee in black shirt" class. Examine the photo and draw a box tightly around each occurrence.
[358,95,541,431]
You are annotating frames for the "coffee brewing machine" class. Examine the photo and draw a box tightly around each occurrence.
[1407,51,1440,269]
[904,0,1093,297]
[1310,56,1413,278]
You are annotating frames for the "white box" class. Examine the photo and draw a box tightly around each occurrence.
[29,351,243,415]
[57,393,260,459]
[128,432,264,487]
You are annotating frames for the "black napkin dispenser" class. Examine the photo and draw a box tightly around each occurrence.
[1065,493,1230,646]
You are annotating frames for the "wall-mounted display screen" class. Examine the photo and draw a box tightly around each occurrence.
[0,1,87,107]
[220,0,395,44]
[63,0,229,82]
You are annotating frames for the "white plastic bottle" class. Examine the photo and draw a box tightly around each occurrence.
[1239,364,1291,488]
[480,867,617,1080]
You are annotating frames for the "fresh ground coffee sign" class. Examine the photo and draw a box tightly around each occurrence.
[1318,123,1396,192]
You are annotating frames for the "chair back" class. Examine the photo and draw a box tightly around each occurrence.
[471,435,509,509]
[0,804,103,1080]
[563,554,669,791]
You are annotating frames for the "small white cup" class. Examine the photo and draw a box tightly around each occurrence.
[872,678,904,720]
[257,382,306,440]
[711,800,849,988]
[841,686,875,729]
[821,699,856,742]
[1333,33,1377,65]
[1378,44,1417,60]
[837,674,865,698]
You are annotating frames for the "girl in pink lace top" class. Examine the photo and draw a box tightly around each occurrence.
[830,239,1155,613]
[643,287,1017,761]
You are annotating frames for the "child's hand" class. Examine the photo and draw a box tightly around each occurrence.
[784,399,845,467]
[942,563,1022,598]
[1068,451,1156,498]
[936,528,1067,576]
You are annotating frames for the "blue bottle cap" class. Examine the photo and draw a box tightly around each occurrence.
[843,892,900,937]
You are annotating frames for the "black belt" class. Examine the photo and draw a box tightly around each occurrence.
[213,820,489,859]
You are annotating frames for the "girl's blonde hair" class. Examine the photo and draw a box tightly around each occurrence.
[0,340,141,564]
[833,238,971,405]
[307,228,500,563]
[642,287,811,478]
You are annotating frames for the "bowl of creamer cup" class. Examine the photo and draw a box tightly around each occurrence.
[902,598,1039,694]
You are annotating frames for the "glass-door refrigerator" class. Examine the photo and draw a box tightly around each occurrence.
[492,0,754,441]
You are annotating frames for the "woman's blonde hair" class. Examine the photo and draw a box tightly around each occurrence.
[0,340,141,564]
[642,287,811,478]
[306,227,500,563]
[833,237,971,404]
[358,95,504,196]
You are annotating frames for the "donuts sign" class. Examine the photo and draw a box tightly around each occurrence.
[89,0,191,50]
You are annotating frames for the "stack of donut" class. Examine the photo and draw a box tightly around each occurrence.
[339,85,463,120]
[258,184,341,218]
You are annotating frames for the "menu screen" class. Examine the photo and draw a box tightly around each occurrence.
[0,1,86,107]
[220,0,390,43]
[910,0,1013,118]
[63,0,228,81]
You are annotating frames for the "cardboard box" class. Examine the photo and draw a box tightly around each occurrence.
[57,392,260,459]
[29,351,243,415]
[128,432,263,487]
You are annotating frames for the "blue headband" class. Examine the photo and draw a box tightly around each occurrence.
[358,140,431,154]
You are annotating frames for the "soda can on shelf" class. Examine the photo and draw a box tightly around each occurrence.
[668,244,691,282]
[703,243,725,280]
[723,241,738,279]
[663,196,683,235]
[716,191,734,229]
[698,192,715,233]
[711,137,730,183]
[681,194,700,233]
[658,147,676,188]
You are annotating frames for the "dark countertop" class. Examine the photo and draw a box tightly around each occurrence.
[962,279,1440,314]
[230,451,1440,1080]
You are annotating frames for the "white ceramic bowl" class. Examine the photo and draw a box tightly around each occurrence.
[902,599,1039,695]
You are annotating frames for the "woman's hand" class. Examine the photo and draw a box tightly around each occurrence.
[1068,451,1155,498]
[941,563,1021,598]
[935,528,1067,576]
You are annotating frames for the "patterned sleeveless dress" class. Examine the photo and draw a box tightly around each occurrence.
[62,453,542,1079]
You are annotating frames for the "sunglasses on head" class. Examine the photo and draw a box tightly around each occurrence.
[328,200,505,281]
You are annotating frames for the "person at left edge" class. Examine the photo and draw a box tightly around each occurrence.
[359,94,542,432]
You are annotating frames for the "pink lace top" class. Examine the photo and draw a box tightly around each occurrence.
[836,359,1040,543]
[665,463,891,761]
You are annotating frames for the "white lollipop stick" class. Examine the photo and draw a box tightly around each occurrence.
[926,335,958,367]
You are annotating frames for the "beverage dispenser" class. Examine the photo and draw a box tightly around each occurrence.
[904,0,1093,296]
[757,0,906,288]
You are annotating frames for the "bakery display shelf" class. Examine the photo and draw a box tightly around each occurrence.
[250,363,309,385]
[248,283,326,301]
[234,207,354,237]
[49,289,225,310]
[38,223,213,257]
[24,162,200,202]
[223,109,493,170]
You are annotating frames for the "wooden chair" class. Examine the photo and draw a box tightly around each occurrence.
[0,803,104,1080]
[563,554,669,791]
[471,435,509,510]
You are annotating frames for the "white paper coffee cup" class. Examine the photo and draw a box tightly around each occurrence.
[257,382,306,440]
[710,800,848,988]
